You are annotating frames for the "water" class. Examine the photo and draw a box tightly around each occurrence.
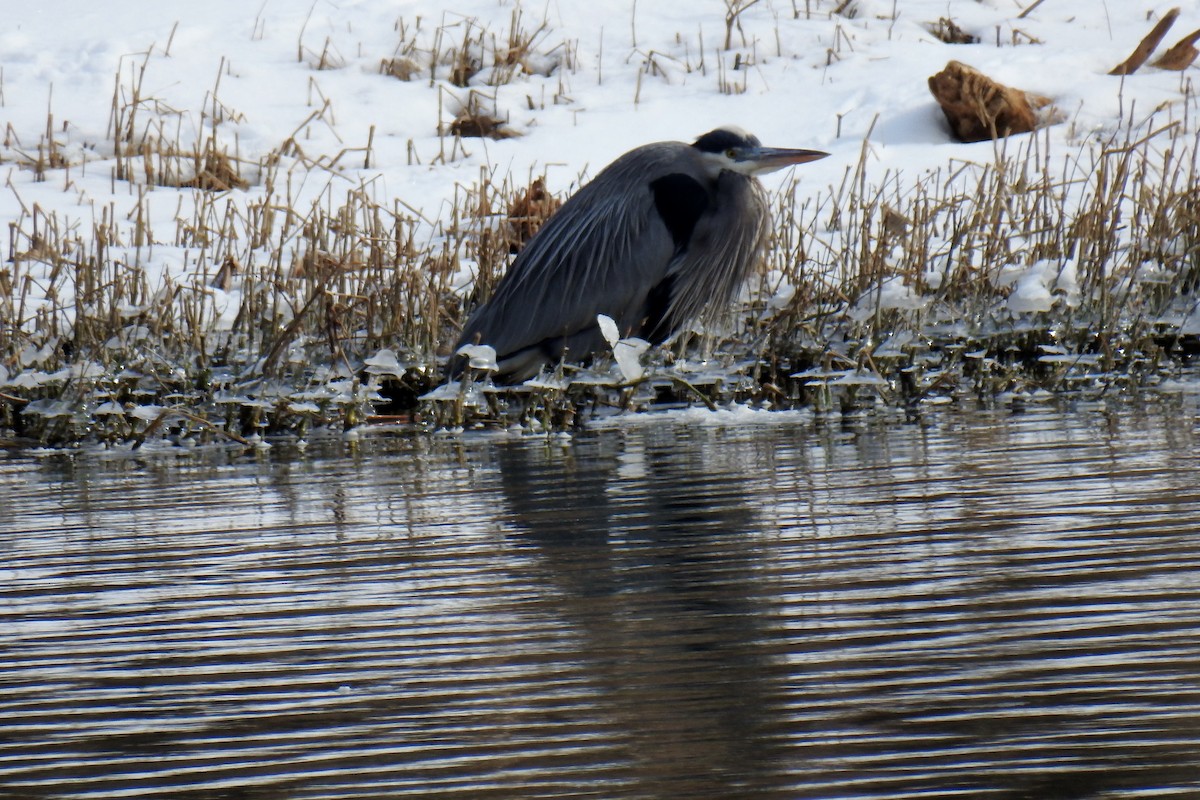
[4,402,1200,799]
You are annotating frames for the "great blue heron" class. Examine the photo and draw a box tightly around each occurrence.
[450,127,829,382]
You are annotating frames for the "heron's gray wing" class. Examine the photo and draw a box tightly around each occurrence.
[654,172,769,338]
[458,145,686,370]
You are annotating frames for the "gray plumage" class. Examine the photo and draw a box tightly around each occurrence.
[451,127,828,382]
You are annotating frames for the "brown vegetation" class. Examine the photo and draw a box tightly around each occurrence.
[927,61,1057,143]
[1153,27,1200,71]
[5,4,1200,444]
[1110,7,1181,75]
[927,18,978,45]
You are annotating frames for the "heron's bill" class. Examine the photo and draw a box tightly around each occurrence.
[749,147,831,174]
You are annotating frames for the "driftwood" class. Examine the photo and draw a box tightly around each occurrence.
[927,61,1056,143]
[1110,8,1180,75]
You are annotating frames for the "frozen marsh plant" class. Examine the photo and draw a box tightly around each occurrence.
[3,0,1200,445]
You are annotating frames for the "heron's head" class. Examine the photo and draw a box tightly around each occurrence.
[692,127,829,177]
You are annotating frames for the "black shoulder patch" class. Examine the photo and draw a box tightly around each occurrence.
[650,173,708,251]
[639,275,676,344]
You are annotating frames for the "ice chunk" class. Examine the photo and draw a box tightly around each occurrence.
[93,401,126,416]
[19,343,55,368]
[1182,307,1200,336]
[525,374,571,390]
[22,399,74,418]
[613,337,650,382]
[456,343,498,371]
[1007,266,1054,313]
[851,277,929,320]
[874,330,915,358]
[130,405,169,422]
[1007,260,1076,314]
[364,348,407,378]
[832,370,888,386]
[69,362,107,379]
[598,314,648,381]
[421,381,489,408]
[597,314,620,347]
[7,370,49,389]
[419,383,463,401]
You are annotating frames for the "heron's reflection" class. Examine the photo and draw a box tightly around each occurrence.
[496,428,787,797]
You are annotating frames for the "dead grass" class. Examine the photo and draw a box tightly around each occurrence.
[6,103,1200,443]
[5,6,1200,444]
[754,114,1200,410]
[927,18,978,45]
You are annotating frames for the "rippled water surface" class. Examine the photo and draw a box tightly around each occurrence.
[5,403,1200,799]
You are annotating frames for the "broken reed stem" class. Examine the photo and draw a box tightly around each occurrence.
[1153,27,1200,71]
[1110,7,1180,75]
[1017,0,1049,20]
[132,408,251,449]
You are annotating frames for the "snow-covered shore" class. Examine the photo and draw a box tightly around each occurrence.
[3,1,1199,443]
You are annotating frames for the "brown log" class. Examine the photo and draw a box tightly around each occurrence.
[1152,27,1200,70]
[1109,7,1180,75]
[927,61,1056,143]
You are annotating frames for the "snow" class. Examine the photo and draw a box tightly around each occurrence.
[996,257,1082,314]
[852,276,929,318]
[1006,261,1057,314]
[4,0,1191,277]
[3,0,1199,434]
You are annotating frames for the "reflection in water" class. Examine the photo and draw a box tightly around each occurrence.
[496,432,781,796]
[2,403,1200,798]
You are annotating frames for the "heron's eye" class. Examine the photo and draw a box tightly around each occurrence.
[725,148,737,159]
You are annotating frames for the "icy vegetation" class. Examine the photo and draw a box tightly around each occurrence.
[3,1,1200,445]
